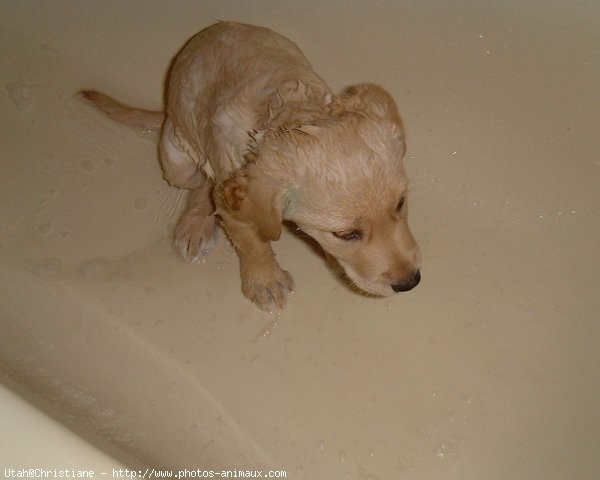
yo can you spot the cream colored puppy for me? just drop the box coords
[82,22,421,312]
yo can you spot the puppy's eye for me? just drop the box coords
[396,196,406,213]
[333,230,362,241]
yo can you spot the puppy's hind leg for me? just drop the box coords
[160,118,208,189]
[173,177,217,262]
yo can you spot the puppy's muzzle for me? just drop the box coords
[391,269,421,293]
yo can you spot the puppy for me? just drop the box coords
[81,21,421,312]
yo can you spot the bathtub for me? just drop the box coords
[1,1,598,478]
[0,378,133,474]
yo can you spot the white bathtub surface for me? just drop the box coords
[0,382,128,473]
[1,1,599,479]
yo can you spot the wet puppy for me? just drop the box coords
[81,21,421,311]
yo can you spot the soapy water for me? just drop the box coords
[254,318,280,341]
[434,438,458,462]
[435,443,448,459]
[132,126,160,143]
[152,188,185,225]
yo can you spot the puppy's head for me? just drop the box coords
[219,83,421,296]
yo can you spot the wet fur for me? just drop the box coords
[80,21,421,312]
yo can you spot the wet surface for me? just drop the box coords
[1,1,599,478]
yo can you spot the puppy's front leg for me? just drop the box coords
[221,215,293,312]
[216,165,292,311]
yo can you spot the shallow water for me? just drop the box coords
[1,1,599,478]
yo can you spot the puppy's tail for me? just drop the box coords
[79,90,165,131]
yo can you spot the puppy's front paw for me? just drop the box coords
[241,262,294,312]
[174,214,217,262]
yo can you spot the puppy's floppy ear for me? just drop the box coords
[216,162,286,241]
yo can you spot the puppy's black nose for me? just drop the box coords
[391,269,421,293]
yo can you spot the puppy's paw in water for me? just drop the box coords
[241,262,294,312]
[174,214,217,262]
